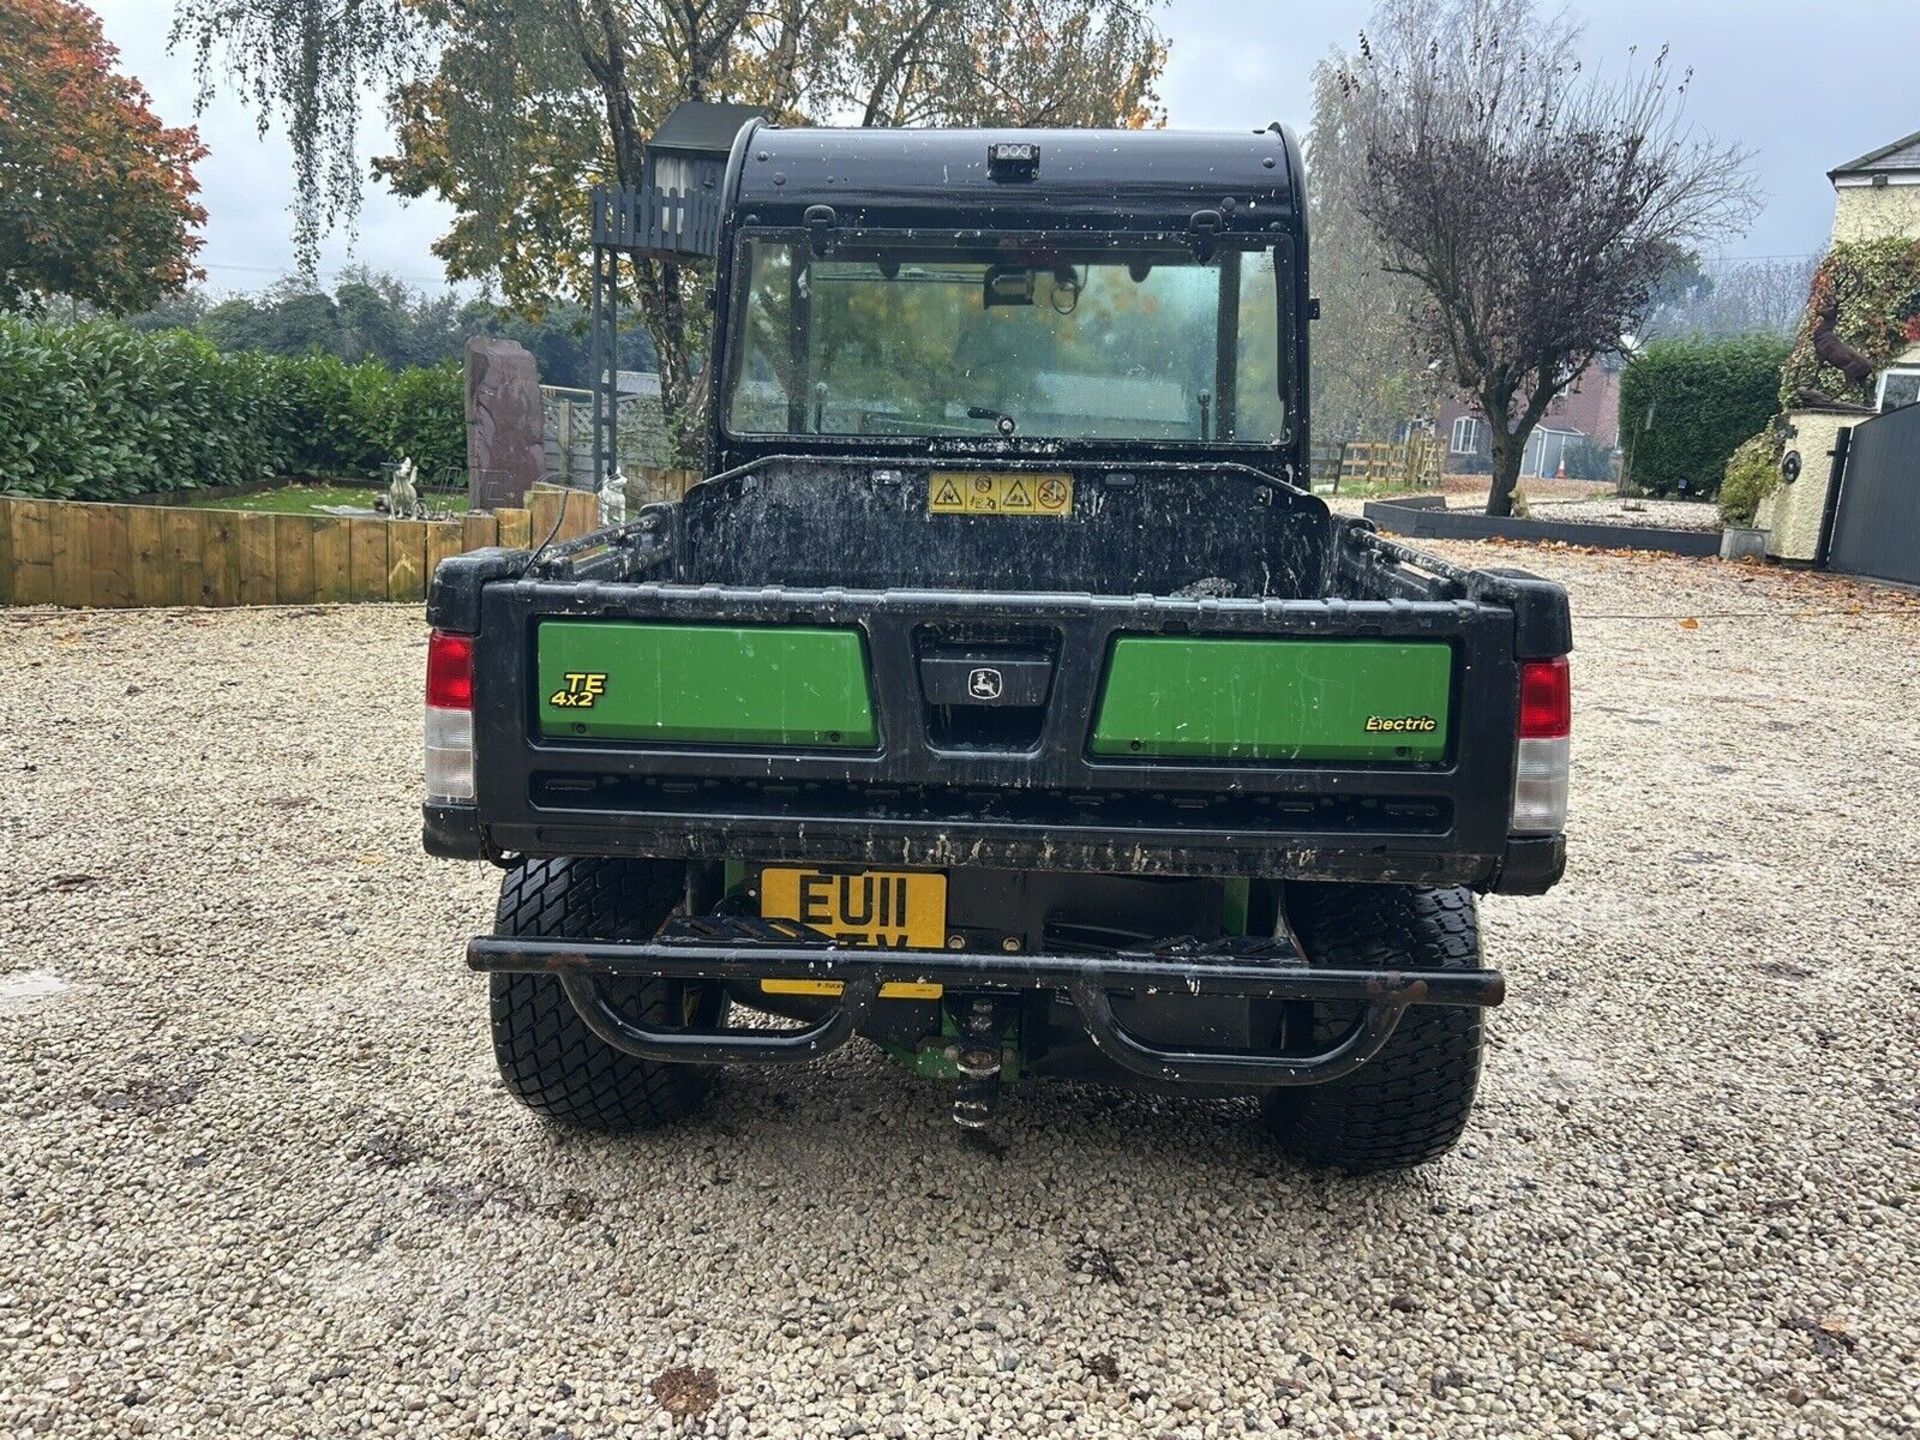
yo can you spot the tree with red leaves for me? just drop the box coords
[0,0,208,314]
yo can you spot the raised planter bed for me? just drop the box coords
[1362,499,1723,557]
[0,488,595,609]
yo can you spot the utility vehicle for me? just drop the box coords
[424,123,1571,1171]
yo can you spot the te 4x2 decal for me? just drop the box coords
[549,672,609,709]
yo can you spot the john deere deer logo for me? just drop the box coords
[967,667,1004,701]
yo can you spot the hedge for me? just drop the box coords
[0,317,465,501]
[1619,335,1791,498]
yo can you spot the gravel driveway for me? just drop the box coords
[4,550,1918,1439]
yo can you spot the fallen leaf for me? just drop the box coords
[651,1366,719,1419]
[1679,617,1699,629]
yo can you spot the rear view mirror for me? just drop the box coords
[983,266,1035,308]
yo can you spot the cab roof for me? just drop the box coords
[730,124,1301,238]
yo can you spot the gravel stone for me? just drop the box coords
[2,548,1918,1438]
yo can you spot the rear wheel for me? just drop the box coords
[489,856,726,1132]
[1263,884,1485,1173]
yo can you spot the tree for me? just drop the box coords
[170,0,1167,459]
[1334,0,1758,514]
[201,283,342,357]
[1639,254,1819,341]
[0,0,208,313]
[1303,58,1427,446]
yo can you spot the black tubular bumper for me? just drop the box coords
[466,926,1505,1088]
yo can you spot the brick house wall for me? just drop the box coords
[1435,361,1622,470]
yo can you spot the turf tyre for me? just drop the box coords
[1264,884,1485,1173]
[490,856,723,1132]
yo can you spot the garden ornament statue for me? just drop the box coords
[388,458,421,520]
[599,468,628,529]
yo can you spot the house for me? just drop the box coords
[1432,361,1622,479]
[1823,131,1920,412]
[1828,129,1920,248]
[1766,127,1920,562]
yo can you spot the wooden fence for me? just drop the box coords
[0,485,615,610]
[1334,438,1443,492]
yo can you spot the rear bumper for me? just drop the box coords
[466,922,1504,1088]
[425,801,1564,894]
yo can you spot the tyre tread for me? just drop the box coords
[1265,884,1485,1173]
[489,857,714,1132]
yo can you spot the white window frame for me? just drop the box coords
[1874,367,1920,413]
[1450,415,1482,453]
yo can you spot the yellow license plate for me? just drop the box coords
[759,868,948,949]
[929,471,1073,516]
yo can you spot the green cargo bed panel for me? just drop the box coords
[1091,637,1453,761]
[537,621,877,747]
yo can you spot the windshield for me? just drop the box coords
[723,236,1291,445]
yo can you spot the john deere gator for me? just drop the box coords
[422,122,1572,1172]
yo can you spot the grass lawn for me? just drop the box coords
[187,482,470,517]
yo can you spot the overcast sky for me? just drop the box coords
[90,0,1918,296]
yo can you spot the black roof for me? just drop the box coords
[731,125,1301,236]
[650,101,768,158]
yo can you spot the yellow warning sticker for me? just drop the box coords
[928,472,1073,517]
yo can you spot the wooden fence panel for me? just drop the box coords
[387,519,428,602]
[201,511,239,607]
[424,519,465,585]
[163,509,205,607]
[235,514,277,605]
[310,518,353,603]
[563,489,598,541]
[527,488,565,549]
[496,507,531,551]
[462,512,499,554]
[128,506,171,607]
[47,501,89,606]
[86,503,134,609]
[2,496,575,609]
[347,518,388,602]
[274,513,314,604]
[9,500,54,605]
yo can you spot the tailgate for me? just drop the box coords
[451,579,1533,888]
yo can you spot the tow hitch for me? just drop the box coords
[949,995,1020,1130]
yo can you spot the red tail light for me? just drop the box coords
[426,631,475,710]
[1518,657,1570,739]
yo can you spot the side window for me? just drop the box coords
[727,241,798,433]
[1450,415,1482,453]
[1233,248,1288,443]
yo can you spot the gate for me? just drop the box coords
[1827,403,1920,585]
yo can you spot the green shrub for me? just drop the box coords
[278,353,379,477]
[1719,430,1781,527]
[1620,335,1791,499]
[0,316,467,500]
[382,362,466,482]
